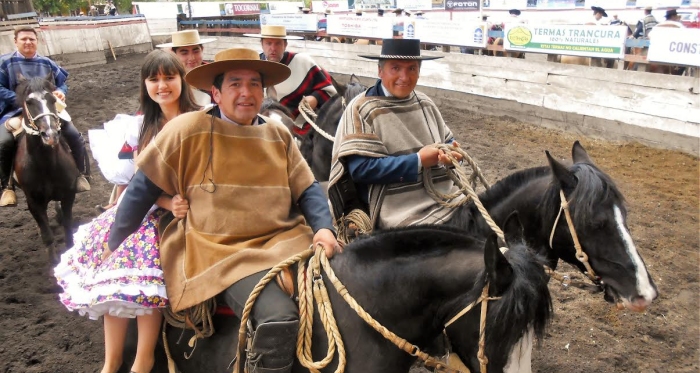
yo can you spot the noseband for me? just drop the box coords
[548,190,603,289]
[22,100,61,136]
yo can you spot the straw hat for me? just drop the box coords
[156,30,216,48]
[185,48,291,90]
[243,25,303,40]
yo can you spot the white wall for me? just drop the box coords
[204,36,699,153]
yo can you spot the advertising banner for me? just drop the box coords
[445,0,481,10]
[408,19,488,47]
[225,2,261,15]
[326,15,394,38]
[647,27,700,66]
[260,14,319,32]
[503,24,627,58]
[432,0,446,8]
[483,0,528,9]
[311,0,350,12]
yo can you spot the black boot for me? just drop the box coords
[246,320,298,373]
[60,119,91,192]
[0,128,17,206]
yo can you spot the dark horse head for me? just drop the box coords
[300,74,367,181]
[16,73,63,146]
[12,73,78,262]
[448,141,658,312]
[145,213,551,373]
[261,86,297,137]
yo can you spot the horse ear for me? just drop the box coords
[546,150,578,192]
[17,73,27,82]
[265,86,278,101]
[330,75,347,98]
[502,211,525,245]
[484,233,512,290]
[571,140,594,165]
[349,74,361,85]
[45,71,54,83]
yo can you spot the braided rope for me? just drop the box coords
[335,209,372,245]
[233,249,315,373]
[298,98,336,142]
[161,298,217,372]
[424,144,505,244]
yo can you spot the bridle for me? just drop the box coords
[548,190,604,289]
[22,99,61,136]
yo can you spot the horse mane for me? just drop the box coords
[478,167,551,208]
[541,162,625,225]
[346,225,482,261]
[260,98,292,118]
[484,242,552,356]
[314,80,367,126]
[15,76,56,107]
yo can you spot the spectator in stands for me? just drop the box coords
[633,6,658,39]
[377,8,384,17]
[611,14,622,25]
[0,26,90,206]
[591,6,609,25]
[657,8,684,27]
[89,5,98,17]
[244,25,336,137]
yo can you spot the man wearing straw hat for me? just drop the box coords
[107,47,339,373]
[157,29,217,106]
[327,39,464,233]
[244,25,336,136]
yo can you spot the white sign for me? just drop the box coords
[311,1,349,12]
[260,14,319,32]
[648,27,700,67]
[410,19,487,47]
[396,0,433,10]
[326,15,394,38]
[503,24,627,59]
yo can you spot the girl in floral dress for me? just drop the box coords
[54,50,200,373]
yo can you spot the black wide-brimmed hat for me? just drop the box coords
[509,9,521,15]
[358,39,442,60]
[591,6,608,17]
[665,8,679,19]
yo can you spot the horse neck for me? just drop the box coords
[450,170,559,265]
[330,242,485,345]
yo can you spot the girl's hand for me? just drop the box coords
[171,194,189,219]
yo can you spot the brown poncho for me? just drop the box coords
[136,110,314,311]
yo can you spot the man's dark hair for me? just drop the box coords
[212,72,265,91]
[14,27,37,39]
[172,44,203,54]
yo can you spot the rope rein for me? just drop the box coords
[298,98,336,142]
[22,101,61,136]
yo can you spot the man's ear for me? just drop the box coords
[211,86,221,104]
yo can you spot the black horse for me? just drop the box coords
[11,75,80,262]
[129,213,551,373]
[300,75,366,182]
[447,141,658,312]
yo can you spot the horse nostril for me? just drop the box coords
[40,131,49,138]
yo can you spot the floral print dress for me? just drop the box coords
[54,205,168,319]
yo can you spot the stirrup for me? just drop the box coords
[76,175,91,193]
[0,189,17,207]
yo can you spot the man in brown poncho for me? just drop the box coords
[107,48,339,373]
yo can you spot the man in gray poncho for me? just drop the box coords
[328,39,464,231]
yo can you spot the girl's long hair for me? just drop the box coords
[138,49,200,151]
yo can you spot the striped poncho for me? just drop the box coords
[328,89,465,229]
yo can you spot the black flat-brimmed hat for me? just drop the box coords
[665,9,679,19]
[358,39,442,60]
[591,6,608,17]
[509,9,521,15]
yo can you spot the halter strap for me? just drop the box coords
[548,190,601,285]
[22,101,61,136]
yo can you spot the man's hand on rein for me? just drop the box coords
[314,228,341,259]
[438,142,463,166]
